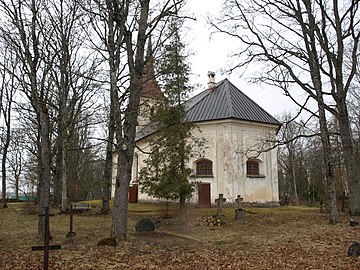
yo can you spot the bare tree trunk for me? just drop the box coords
[102,0,118,213]
[337,104,360,215]
[53,151,62,206]
[297,0,338,224]
[1,135,9,208]
[1,49,16,208]
[61,142,68,212]
[1,112,11,208]
[101,106,115,214]
[112,150,132,239]
[111,0,150,241]
[179,195,186,225]
[15,174,19,201]
[289,151,299,205]
[1,111,10,208]
[316,93,338,224]
[37,110,52,235]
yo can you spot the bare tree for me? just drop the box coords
[212,0,360,223]
[7,128,27,201]
[277,114,306,205]
[0,48,17,208]
[82,0,186,239]
[81,0,124,214]
[0,0,57,234]
[45,0,102,211]
[112,0,190,240]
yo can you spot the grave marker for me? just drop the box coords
[66,204,76,238]
[235,195,245,221]
[31,207,61,270]
[235,195,243,210]
[215,194,226,215]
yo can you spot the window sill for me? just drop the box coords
[246,175,266,178]
[194,175,214,178]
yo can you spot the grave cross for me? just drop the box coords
[215,194,226,215]
[31,207,61,270]
[235,195,243,210]
[66,204,76,238]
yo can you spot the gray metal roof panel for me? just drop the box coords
[185,79,279,125]
[136,78,280,141]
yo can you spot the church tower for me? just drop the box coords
[137,36,164,132]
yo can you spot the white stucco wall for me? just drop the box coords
[189,119,279,204]
[111,119,279,204]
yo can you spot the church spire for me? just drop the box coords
[141,36,164,100]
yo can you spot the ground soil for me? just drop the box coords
[0,202,359,269]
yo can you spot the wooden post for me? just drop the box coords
[215,194,226,215]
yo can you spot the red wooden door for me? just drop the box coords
[128,184,138,203]
[198,183,211,207]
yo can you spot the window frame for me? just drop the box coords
[246,159,260,176]
[195,159,213,176]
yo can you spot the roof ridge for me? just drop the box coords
[184,80,224,112]
[227,79,279,124]
[185,78,279,125]
[223,79,234,117]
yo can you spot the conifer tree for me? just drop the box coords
[139,18,195,224]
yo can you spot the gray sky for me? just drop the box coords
[185,0,298,118]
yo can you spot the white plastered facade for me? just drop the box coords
[112,118,279,204]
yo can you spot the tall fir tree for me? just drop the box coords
[139,18,195,224]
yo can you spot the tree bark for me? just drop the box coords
[101,133,114,214]
[1,129,10,208]
[111,0,150,240]
[37,110,52,234]
[1,102,11,208]
[102,0,119,214]
[179,195,186,225]
[300,0,338,224]
[337,102,360,215]
[102,83,115,214]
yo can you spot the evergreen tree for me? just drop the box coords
[139,18,195,224]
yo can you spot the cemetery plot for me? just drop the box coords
[0,203,360,269]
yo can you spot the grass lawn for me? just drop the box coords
[0,201,359,269]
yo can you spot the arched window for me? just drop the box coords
[195,159,213,176]
[246,159,260,176]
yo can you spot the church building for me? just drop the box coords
[111,41,280,205]
[112,74,280,205]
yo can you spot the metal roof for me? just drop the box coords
[136,78,280,141]
[185,79,280,125]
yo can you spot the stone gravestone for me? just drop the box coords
[347,241,360,257]
[135,218,155,233]
[215,194,226,216]
[235,195,245,221]
[350,218,359,227]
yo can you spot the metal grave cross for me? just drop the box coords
[235,195,244,210]
[66,204,76,238]
[215,194,226,215]
[31,207,61,270]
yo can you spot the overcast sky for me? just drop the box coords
[184,0,299,119]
